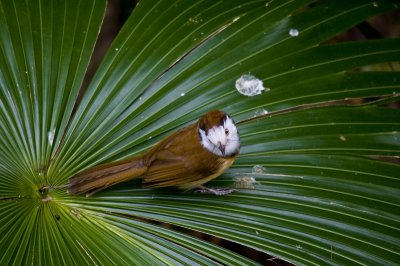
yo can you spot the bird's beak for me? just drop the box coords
[219,143,226,156]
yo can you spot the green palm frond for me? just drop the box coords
[1,0,399,265]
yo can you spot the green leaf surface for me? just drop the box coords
[1,0,399,265]
[0,0,106,194]
[61,106,400,265]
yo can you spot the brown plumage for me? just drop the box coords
[68,110,240,196]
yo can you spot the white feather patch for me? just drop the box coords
[199,116,240,157]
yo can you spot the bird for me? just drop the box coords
[68,110,240,196]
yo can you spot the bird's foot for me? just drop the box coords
[194,186,236,195]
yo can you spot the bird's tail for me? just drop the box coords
[68,157,147,196]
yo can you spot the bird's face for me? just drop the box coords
[198,111,240,158]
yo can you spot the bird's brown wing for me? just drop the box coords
[142,125,224,189]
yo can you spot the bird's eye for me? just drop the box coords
[225,129,229,135]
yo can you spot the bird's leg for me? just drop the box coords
[194,186,236,195]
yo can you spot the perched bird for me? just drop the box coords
[68,110,240,196]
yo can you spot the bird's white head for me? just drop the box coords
[198,111,240,158]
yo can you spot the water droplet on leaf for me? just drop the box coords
[254,108,268,117]
[289,28,299,37]
[48,129,56,146]
[235,74,268,96]
[252,165,266,174]
[233,176,258,189]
